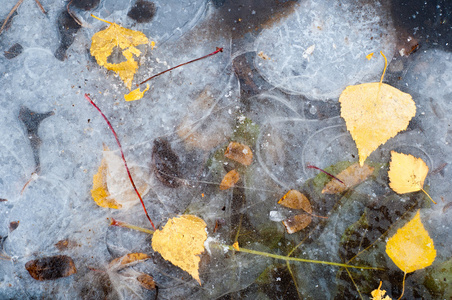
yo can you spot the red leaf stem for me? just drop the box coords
[307,164,346,185]
[139,47,223,86]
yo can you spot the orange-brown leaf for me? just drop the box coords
[108,253,150,270]
[220,169,240,190]
[278,190,312,213]
[282,214,312,234]
[137,273,156,290]
[224,142,253,166]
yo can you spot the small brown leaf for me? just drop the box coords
[25,255,77,281]
[55,239,78,251]
[224,142,253,166]
[220,169,240,190]
[137,273,156,290]
[322,163,374,194]
[282,214,312,234]
[108,253,150,270]
[278,190,312,213]
[9,221,19,232]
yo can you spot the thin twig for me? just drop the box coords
[0,0,24,35]
[67,0,82,26]
[34,0,46,14]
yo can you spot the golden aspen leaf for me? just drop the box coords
[124,84,149,101]
[90,15,150,90]
[278,190,312,213]
[371,281,392,300]
[224,142,253,166]
[322,163,374,194]
[108,253,150,271]
[386,210,436,273]
[388,151,428,194]
[339,52,416,166]
[152,215,207,285]
[282,214,312,234]
[91,154,121,209]
[219,169,240,190]
[91,149,150,209]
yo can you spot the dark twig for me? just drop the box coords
[84,94,156,230]
[0,0,24,35]
[67,0,82,26]
[139,47,224,86]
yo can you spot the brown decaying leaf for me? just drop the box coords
[220,169,240,190]
[137,273,156,290]
[282,214,312,234]
[278,190,312,213]
[224,142,253,166]
[25,255,77,281]
[55,239,78,251]
[9,221,19,232]
[322,163,374,194]
[108,253,150,271]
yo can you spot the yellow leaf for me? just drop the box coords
[339,52,416,166]
[371,281,392,300]
[91,148,150,209]
[386,210,436,273]
[91,154,121,209]
[322,163,374,194]
[388,151,435,204]
[232,241,240,251]
[124,84,149,101]
[278,190,312,213]
[90,15,149,90]
[219,169,240,190]
[152,215,207,285]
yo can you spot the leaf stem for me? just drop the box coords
[379,51,388,84]
[110,218,154,234]
[222,245,382,270]
[420,188,436,204]
[84,94,156,230]
[91,14,114,25]
[139,47,224,86]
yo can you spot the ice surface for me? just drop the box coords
[1,0,452,299]
[254,0,396,100]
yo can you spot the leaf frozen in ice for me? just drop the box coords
[224,142,253,166]
[219,169,240,190]
[339,52,416,166]
[152,215,207,285]
[322,163,374,194]
[25,255,77,281]
[90,15,150,89]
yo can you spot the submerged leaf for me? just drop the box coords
[224,142,253,166]
[322,163,374,194]
[152,138,182,188]
[152,215,207,285]
[137,273,156,290]
[90,15,150,89]
[25,255,77,281]
[92,148,150,209]
[386,210,436,273]
[339,52,416,166]
[108,253,150,271]
[219,169,240,190]
[278,190,312,213]
[282,214,312,234]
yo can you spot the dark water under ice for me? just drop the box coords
[0,0,451,299]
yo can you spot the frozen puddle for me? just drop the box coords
[0,0,451,299]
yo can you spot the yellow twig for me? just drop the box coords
[91,14,114,25]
